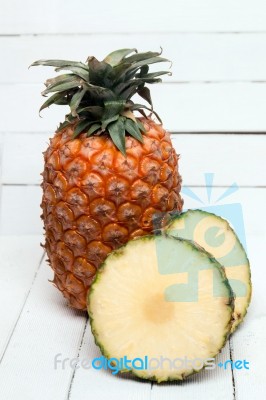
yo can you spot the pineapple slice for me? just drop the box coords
[88,236,234,382]
[167,210,251,332]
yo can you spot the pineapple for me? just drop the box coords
[88,235,234,382]
[31,49,183,310]
[167,210,252,332]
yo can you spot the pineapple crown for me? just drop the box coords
[30,48,171,155]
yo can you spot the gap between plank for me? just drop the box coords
[2,183,40,187]
[0,251,45,365]
[0,138,3,227]
[3,31,266,37]
[229,337,236,400]
[67,317,89,400]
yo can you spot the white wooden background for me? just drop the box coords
[0,1,266,399]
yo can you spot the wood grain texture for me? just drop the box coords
[0,257,87,400]
[1,132,49,184]
[2,83,266,132]
[171,135,266,187]
[68,322,152,400]
[150,343,233,400]
[0,236,43,359]
[1,0,266,34]
[229,234,264,400]
[0,185,42,235]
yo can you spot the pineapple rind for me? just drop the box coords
[166,209,252,333]
[88,235,234,382]
[33,48,184,311]
[42,119,183,310]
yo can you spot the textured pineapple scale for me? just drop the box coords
[88,236,233,382]
[42,119,183,310]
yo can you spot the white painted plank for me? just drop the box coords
[1,132,50,185]
[172,134,266,187]
[0,257,87,400]
[1,133,266,187]
[0,133,3,188]
[231,316,266,399]
[181,187,266,237]
[69,322,152,400]
[1,0,266,33]
[0,235,43,358]
[4,34,266,84]
[0,185,43,235]
[229,234,266,399]
[150,83,266,132]
[2,83,266,132]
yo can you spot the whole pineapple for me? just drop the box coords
[32,49,183,310]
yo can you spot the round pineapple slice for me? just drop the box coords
[88,236,234,382]
[167,210,251,332]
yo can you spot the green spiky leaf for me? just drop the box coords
[30,59,88,69]
[42,76,84,95]
[125,118,143,143]
[55,66,89,81]
[132,103,162,123]
[104,48,137,67]
[123,50,163,63]
[136,71,171,79]
[54,96,69,105]
[88,57,115,87]
[135,118,146,133]
[78,105,103,119]
[137,86,153,107]
[83,82,116,101]
[108,118,126,155]
[87,123,101,136]
[31,48,171,153]
[57,120,71,131]
[102,100,126,119]
[70,88,87,116]
[39,91,68,112]
[73,120,91,137]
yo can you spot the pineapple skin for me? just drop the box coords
[42,118,183,310]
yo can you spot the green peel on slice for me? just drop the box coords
[88,235,234,382]
[167,209,251,333]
